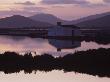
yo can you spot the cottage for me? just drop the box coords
[48,22,81,37]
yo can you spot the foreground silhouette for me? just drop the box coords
[0,48,110,78]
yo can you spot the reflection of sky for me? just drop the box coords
[0,36,110,81]
[0,36,55,52]
[0,36,110,56]
[0,70,110,82]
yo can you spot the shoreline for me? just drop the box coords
[0,48,110,77]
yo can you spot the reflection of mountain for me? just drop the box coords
[48,39,81,51]
[7,36,26,41]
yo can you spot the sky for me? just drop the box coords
[0,0,110,20]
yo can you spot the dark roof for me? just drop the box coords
[56,22,80,29]
[52,24,80,29]
[61,25,80,29]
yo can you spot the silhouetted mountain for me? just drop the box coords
[68,12,110,24]
[76,14,110,29]
[0,15,52,28]
[30,13,67,25]
[1,12,110,29]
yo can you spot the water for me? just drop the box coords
[0,35,110,82]
[0,71,110,82]
[0,35,110,57]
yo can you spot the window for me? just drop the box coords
[72,30,74,36]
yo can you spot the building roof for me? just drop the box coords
[56,22,80,29]
[51,25,80,29]
[61,25,80,29]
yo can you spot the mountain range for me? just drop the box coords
[29,13,67,25]
[69,12,110,24]
[0,12,110,29]
[0,15,52,28]
[76,14,110,29]
[29,12,110,29]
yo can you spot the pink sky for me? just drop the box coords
[0,0,110,20]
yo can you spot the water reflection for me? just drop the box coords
[0,36,110,82]
[0,35,110,57]
[0,48,110,78]
[0,70,110,82]
[48,39,81,52]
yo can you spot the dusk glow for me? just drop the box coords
[0,0,110,82]
[0,0,110,20]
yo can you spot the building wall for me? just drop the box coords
[74,29,82,36]
[48,26,81,37]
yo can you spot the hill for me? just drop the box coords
[68,12,110,25]
[76,14,110,29]
[0,15,52,28]
[30,13,67,25]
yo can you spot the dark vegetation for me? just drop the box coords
[0,48,110,77]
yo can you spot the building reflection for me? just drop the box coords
[48,39,81,52]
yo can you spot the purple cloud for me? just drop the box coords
[104,0,110,3]
[0,10,37,17]
[15,1,35,5]
[0,6,46,18]
[23,6,46,12]
[41,0,88,5]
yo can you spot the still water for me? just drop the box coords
[0,35,110,82]
[0,70,110,82]
[0,35,110,56]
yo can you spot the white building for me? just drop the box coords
[48,22,81,37]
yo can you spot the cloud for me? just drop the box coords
[104,0,110,3]
[23,6,46,12]
[15,1,35,5]
[41,0,109,7]
[41,0,89,5]
[0,10,35,18]
[0,6,46,18]
[40,0,110,9]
